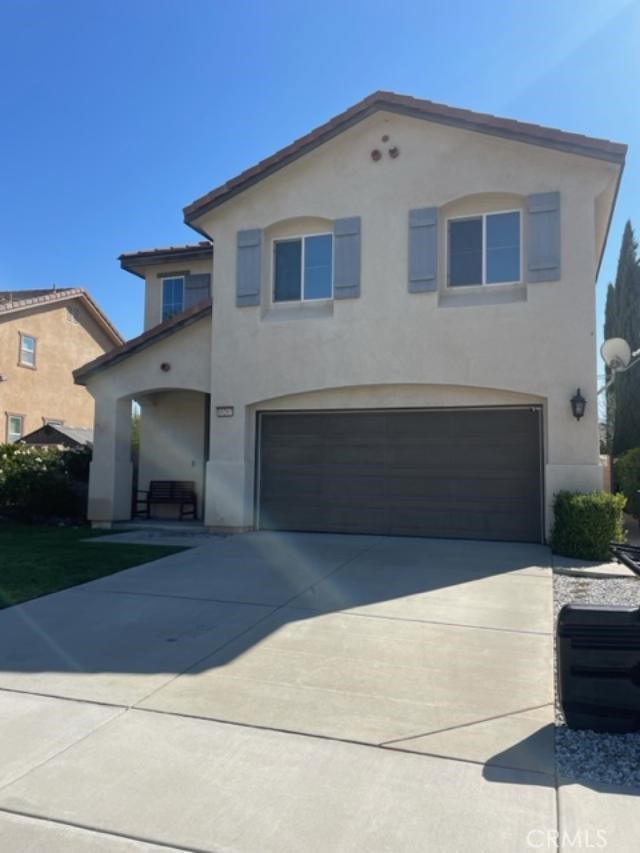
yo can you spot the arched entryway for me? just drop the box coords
[87,385,210,525]
[135,388,210,520]
[78,305,212,526]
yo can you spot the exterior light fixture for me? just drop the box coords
[570,388,586,421]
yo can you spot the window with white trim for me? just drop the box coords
[447,211,521,287]
[19,333,36,367]
[273,234,333,302]
[161,277,185,321]
[7,414,23,443]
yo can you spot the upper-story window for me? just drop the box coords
[162,277,185,321]
[7,414,23,443]
[19,333,36,368]
[273,233,333,302]
[448,210,521,287]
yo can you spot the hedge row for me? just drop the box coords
[0,444,91,520]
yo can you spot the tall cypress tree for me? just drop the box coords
[603,282,617,450]
[606,221,640,456]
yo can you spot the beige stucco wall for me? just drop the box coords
[141,258,212,330]
[193,110,619,536]
[0,299,116,441]
[84,315,211,521]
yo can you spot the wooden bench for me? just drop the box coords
[134,480,197,520]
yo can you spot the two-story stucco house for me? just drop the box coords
[75,92,626,542]
[1,287,122,443]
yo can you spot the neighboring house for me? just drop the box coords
[19,423,93,449]
[75,91,626,542]
[1,288,122,443]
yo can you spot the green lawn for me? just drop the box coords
[0,522,186,608]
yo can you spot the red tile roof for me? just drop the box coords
[74,298,212,383]
[0,287,123,345]
[183,91,627,223]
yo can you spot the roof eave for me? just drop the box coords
[74,300,212,384]
[119,245,213,278]
[0,289,123,347]
[183,93,627,224]
[77,292,124,346]
[183,103,378,223]
[119,260,145,279]
[596,158,626,281]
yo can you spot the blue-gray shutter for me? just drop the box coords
[527,192,561,282]
[236,229,262,306]
[408,207,438,292]
[333,217,361,299]
[184,273,211,308]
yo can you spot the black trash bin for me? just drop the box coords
[558,604,640,732]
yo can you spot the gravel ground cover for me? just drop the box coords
[554,570,640,788]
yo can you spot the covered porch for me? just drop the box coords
[73,301,212,527]
[135,388,210,521]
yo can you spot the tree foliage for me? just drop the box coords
[614,447,640,513]
[0,444,91,519]
[604,221,640,456]
[603,282,617,450]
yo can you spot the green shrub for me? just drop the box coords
[0,444,91,520]
[551,490,626,560]
[614,447,640,514]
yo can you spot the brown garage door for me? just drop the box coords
[257,408,543,542]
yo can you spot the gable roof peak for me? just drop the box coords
[183,90,627,225]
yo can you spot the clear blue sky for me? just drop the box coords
[1,0,638,341]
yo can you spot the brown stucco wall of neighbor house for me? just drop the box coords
[0,300,116,441]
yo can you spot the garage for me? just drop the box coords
[257,407,544,542]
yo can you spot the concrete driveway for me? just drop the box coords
[0,532,560,850]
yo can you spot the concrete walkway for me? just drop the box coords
[0,531,628,851]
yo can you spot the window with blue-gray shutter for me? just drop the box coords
[333,217,361,299]
[236,229,262,306]
[527,192,560,282]
[273,234,333,302]
[185,273,211,308]
[409,207,438,292]
[447,211,521,287]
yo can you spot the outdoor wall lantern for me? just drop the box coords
[570,388,587,421]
